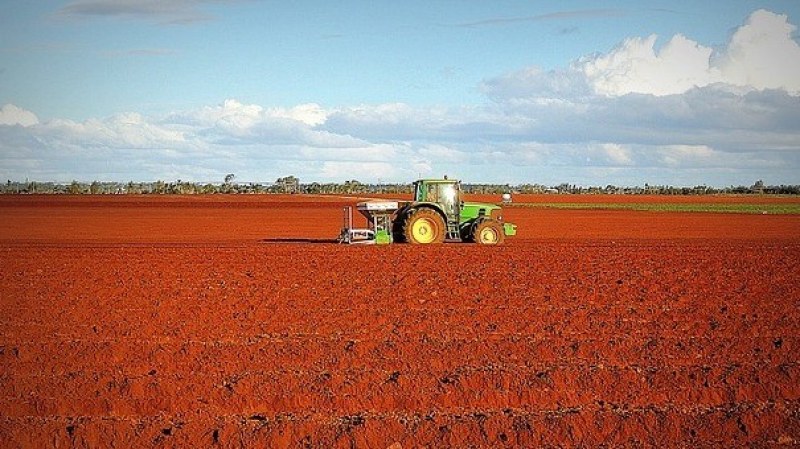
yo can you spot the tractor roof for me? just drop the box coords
[415,178,459,183]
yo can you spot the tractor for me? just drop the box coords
[339,177,516,245]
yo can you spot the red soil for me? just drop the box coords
[1,195,799,448]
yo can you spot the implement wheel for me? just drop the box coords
[473,220,505,245]
[403,208,446,244]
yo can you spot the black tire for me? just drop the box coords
[472,220,505,245]
[460,224,475,243]
[392,213,407,243]
[403,208,446,244]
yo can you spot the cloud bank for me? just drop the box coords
[2,9,799,185]
[580,9,800,96]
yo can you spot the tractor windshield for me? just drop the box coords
[437,183,459,218]
[414,181,460,219]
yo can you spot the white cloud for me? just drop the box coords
[582,34,722,96]
[0,104,39,127]
[184,98,264,130]
[165,99,354,148]
[715,9,800,94]
[582,9,800,96]
[273,103,328,127]
[597,143,634,166]
[43,113,186,149]
[171,99,326,130]
[488,9,800,99]
[657,145,718,168]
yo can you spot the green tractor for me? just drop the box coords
[339,177,516,245]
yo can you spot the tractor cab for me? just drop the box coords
[412,178,461,222]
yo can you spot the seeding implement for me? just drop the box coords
[339,177,517,245]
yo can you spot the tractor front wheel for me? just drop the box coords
[403,208,446,244]
[473,220,505,245]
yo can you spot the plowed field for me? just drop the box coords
[1,195,799,448]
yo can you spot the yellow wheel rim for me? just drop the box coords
[480,227,498,244]
[411,217,437,244]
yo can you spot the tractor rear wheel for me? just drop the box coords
[473,220,505,245]
[403,208,446,244]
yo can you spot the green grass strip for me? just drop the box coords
[508,203,800,214]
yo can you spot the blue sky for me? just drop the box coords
[1,0,799,185]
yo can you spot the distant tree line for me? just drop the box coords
[2,177,798,195]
